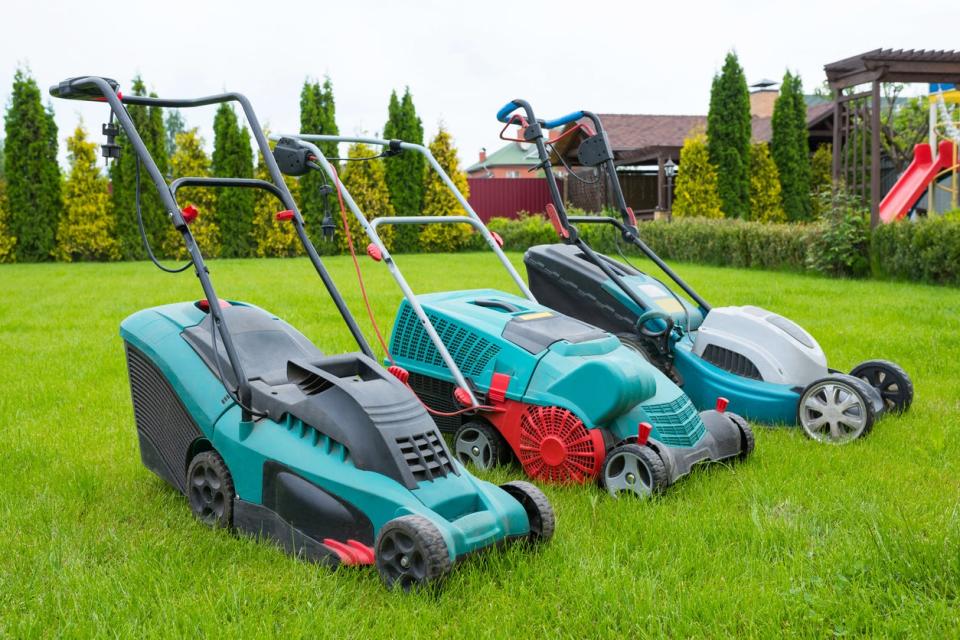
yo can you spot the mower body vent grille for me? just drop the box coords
[395,430,456,483]
[392,304,500,378]
[643,395,707,447]
[295,371,333,395]
[407,372,460,432]
[701,344,762,381]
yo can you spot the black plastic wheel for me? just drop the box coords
[600,443,668,498]
[453,420,511,470]
[186,450,235,528]
[727,412,755,461]
[499,480,556,544]
[798,375,876,444]
[850,359,914,414]
[375,515,452,591]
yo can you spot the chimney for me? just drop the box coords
[749,78,779,119]
[479,147,487,163]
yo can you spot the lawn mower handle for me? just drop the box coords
[495,99,584,130]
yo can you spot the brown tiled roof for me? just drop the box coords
[751,102,834,142]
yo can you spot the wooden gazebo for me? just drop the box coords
[824,49,960,226]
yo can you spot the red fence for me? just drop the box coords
[466,178,554,221]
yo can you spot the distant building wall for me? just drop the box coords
[466,178,555,221]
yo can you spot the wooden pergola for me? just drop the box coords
[824,49,960,226]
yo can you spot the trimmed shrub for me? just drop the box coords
[748,142,785,223]
[872,213,960,285]
[673,132,723,219]
[419,127,472,252]
[0,180,16,262]
[707,51,751,218]
[337,142,395,254]
[162,129,220,259]
[805,189,870,277]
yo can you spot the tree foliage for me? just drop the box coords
[880,88,928,175]
[673,132,723,219]
[110,76,169,260]
[383,88,425,251]
[810,143,833,218]
[0,180,15,262]
[164,109,186,158]
[706,52,751,218]
[253,138,303,258]
[55,125,120,261]
[748,142,785,222]
[337,142,394,254]
[771,71,812,221]
[300,77,339,241]
[419,127,473,251]
[212,104,255,258]
[162,129,220,259]
[4,68,62,261]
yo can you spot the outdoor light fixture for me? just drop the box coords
[664,158,677,177]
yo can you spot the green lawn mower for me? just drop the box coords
[272,133,755,498]
[50,76,554,591]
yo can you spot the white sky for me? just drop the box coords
[1,0,953,169]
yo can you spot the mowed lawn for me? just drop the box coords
[1,252,958,638]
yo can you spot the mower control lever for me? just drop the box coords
[50,76,120,101]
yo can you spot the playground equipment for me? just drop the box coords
[50,76,554,591]
[273,134,754,498]
[880,85,960,222]
[495,99,913,444]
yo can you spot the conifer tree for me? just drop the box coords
[771,71,812,221]
[809,143,833,218]
[337,142,394,254]
[706,52,752,218]
[419,127,472,251]
[212,104,255,257]
[164,109,186,158]
[383,88,425,252]
[110,76,169,259]
[3,69,62,261]
[162,128,220,258]
[253,135,302,258]
[300,77,339,240]
[55,125,120,261]
[673,132,723,219]
[748,142,785,222]
[0,180,15,262]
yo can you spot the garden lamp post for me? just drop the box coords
[665,158,677,218]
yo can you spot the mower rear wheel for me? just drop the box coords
[375,515,451,591]
[453,420,510,470]
[499,480,555,544]
[850,359,914,414]
[601,444,667,498]
[798,375,876,444]
[186,450,235,528]
[727,412,755,461]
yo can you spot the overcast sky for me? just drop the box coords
[1,0,953,169]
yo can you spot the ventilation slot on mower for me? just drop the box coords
[407,372,460,432]
[701,344,762,381]
[294,371,334,395]
[392,304,500,378]
[643,395,707,448]
[396,431,456,482]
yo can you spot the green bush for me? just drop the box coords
[805,190,870,278]
[872,213,960,285]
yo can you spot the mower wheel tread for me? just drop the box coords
[453,420,512,470]
[850,359,914,414]
[727,412,755,460]
[186,450,235,529]
[499,480,556,544]
[601,444,668,498]
[375,515,451,591]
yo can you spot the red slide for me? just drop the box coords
[879,140,955,223]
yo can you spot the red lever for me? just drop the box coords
[275,210,295,221]
[453,387,473,407]
[490,231,504,248]
[197,298,231,312]
[716,397,729,413]
[637,422,652,446]
[181,204,198,224]
[545,204,569,239]
[625,207,637,227]
[366,243,383,261]
[387,365,409,383]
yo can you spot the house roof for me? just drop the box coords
[466,142,541,173]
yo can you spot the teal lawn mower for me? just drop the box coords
[494,99,914,444]
[50,77,554,591]
[272,133,754,498]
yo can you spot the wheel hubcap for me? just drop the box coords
[800,382,867,443]
[454,427,495,469]
[378,530,425,589]
[604,451,653,497]
[189,461,226,524]
[855,366,904,411]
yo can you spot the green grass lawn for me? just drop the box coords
[1,252,958,638]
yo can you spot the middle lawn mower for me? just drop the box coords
[272,134,755,498]
[493,99,914,444]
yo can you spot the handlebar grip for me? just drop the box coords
[541,111,585,129]
[496,100,521,123]
[49,77,120,101]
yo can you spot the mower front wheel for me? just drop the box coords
[186,450,235,528]
[375,515,452,591]
[453,420,511,470]
[499,480,556,544]
[600,444,668,498]
[727,413,755,461]
[850,359,914,414]
[798,375,876,444]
